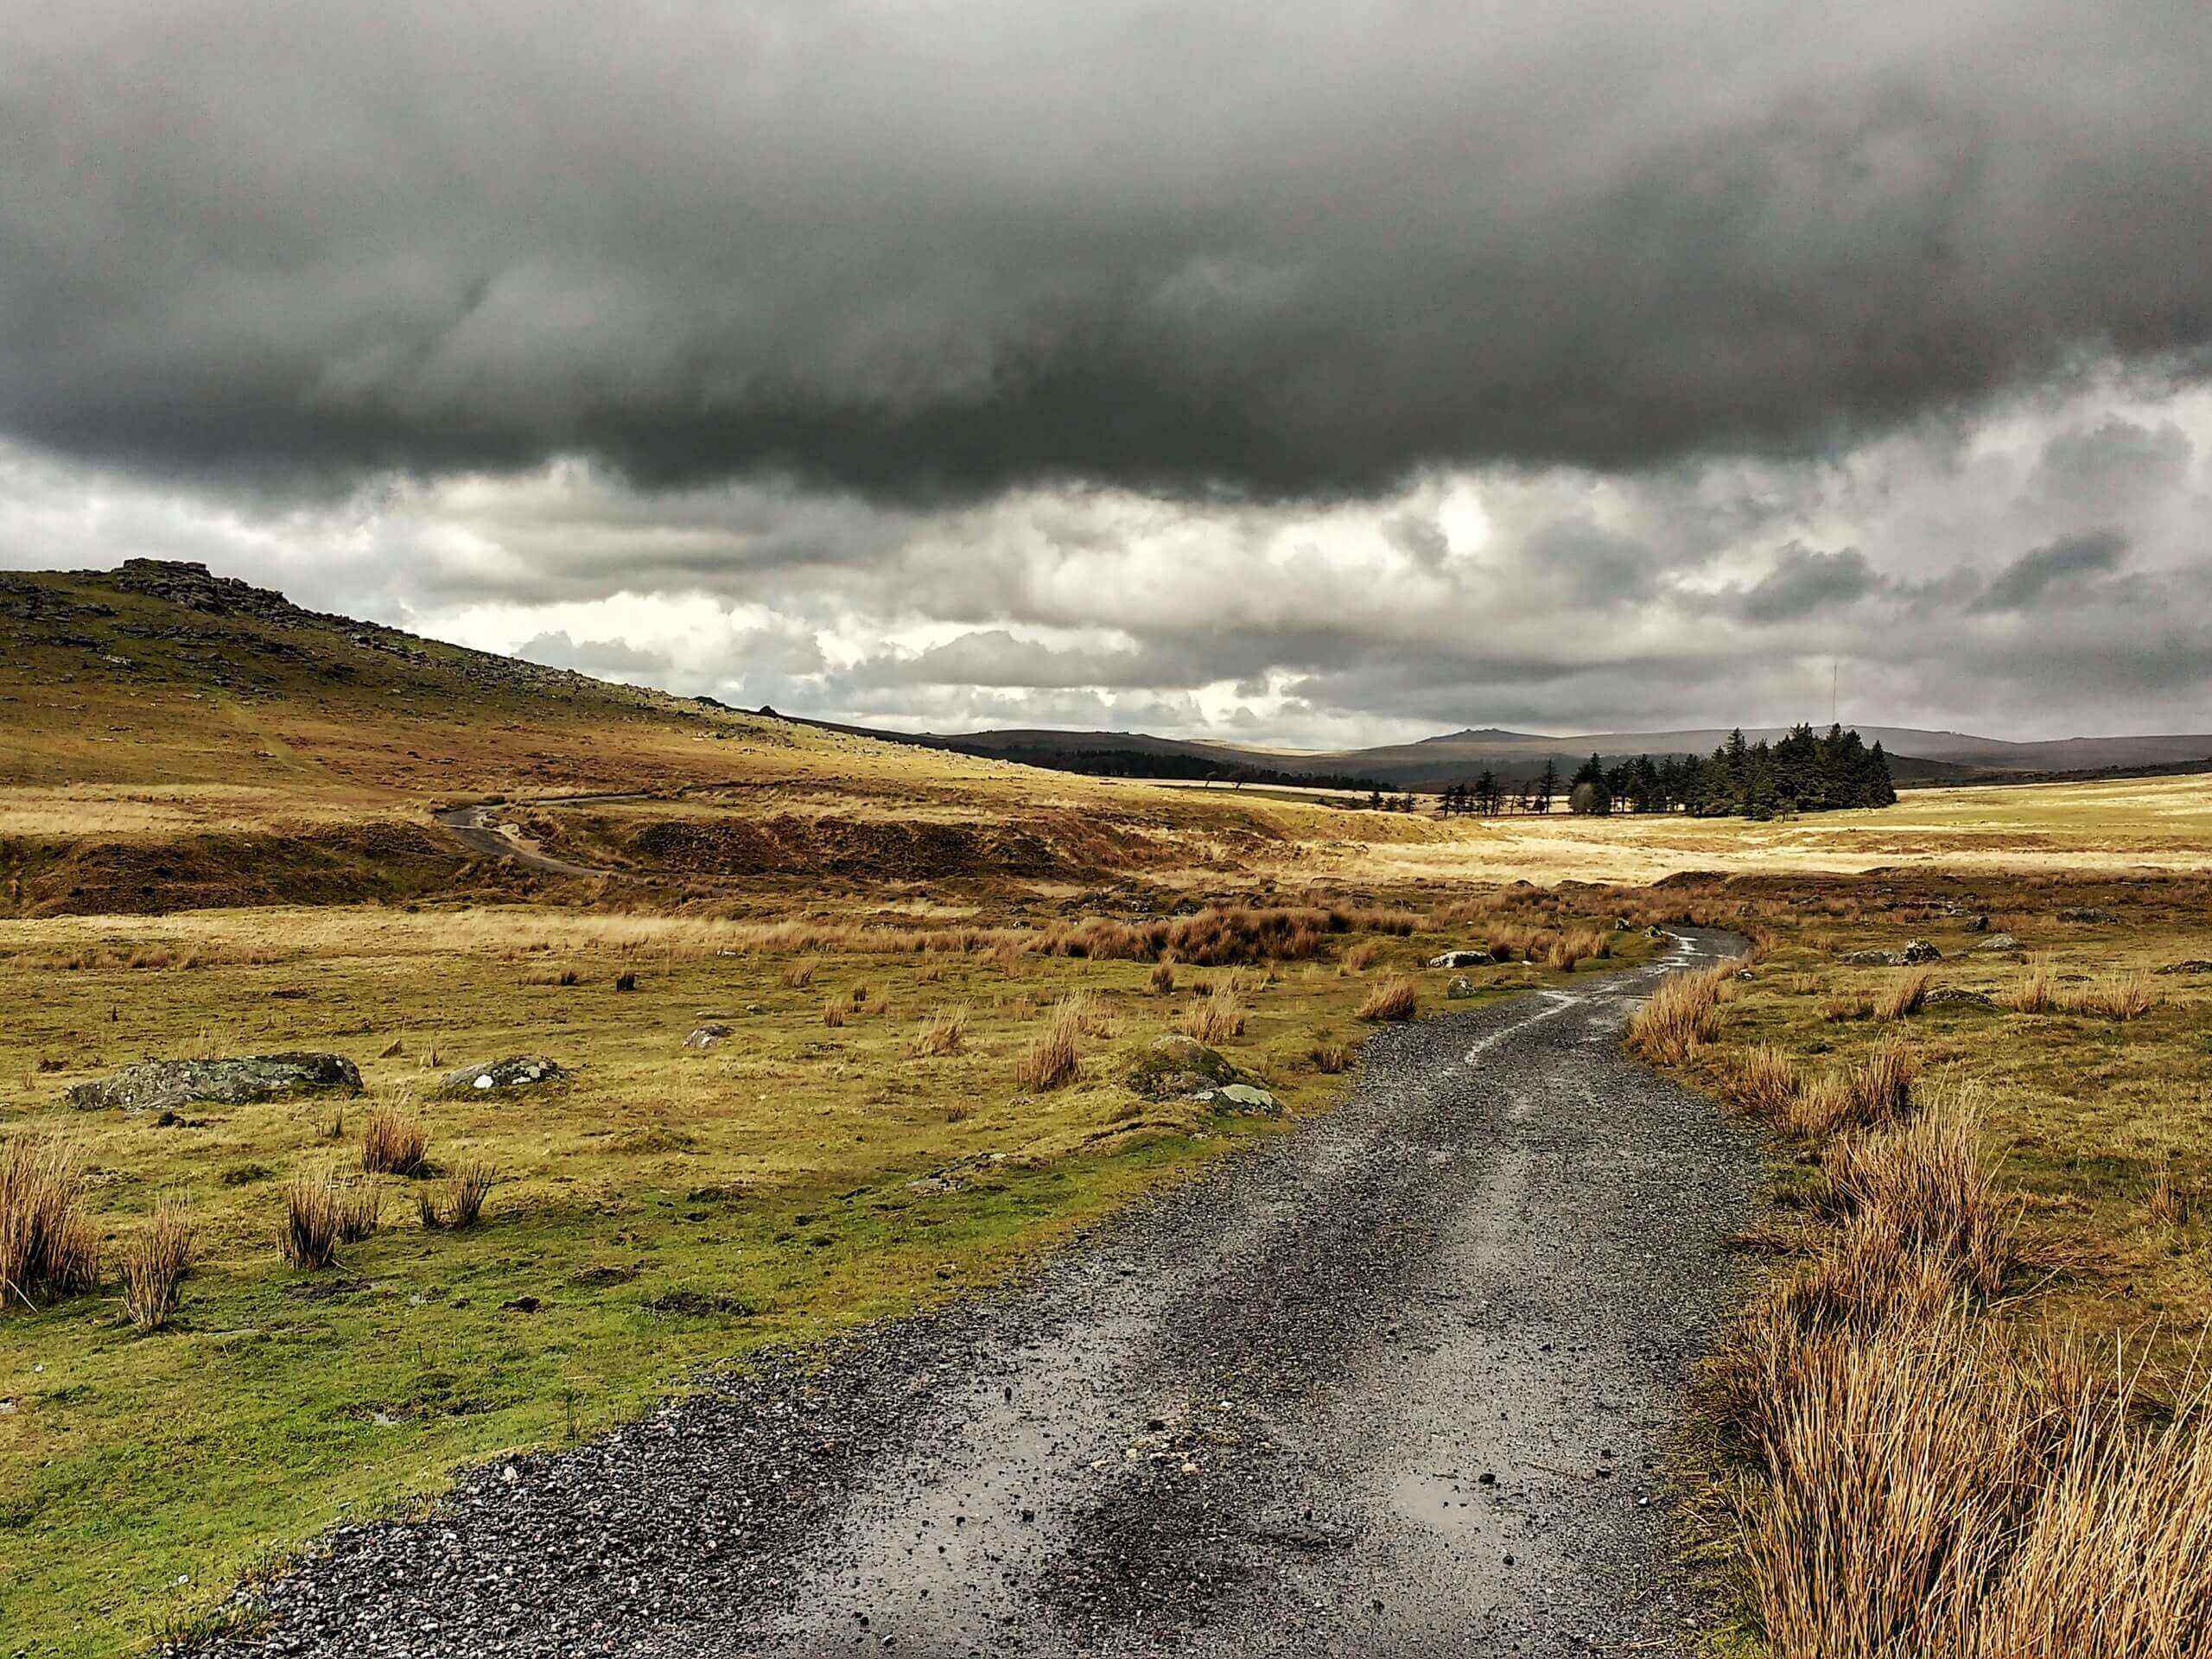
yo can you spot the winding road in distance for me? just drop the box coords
[229,929,1756,1659]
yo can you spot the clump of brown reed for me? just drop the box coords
[908,1006,969,1058]
[360,1106,429,1177]
[1628,963,1730,1065]
[1355,976,1419,1022]
[0,1139,101,1306]
[120,1198,194,1331]
[1015,1003,1084,1091]
[1179,989,1248,1043]
[1874,969,1931,1020]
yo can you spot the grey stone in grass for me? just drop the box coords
[440,1055,568,1095]
[1124,1034,1240,1101]
[1428,949,1493,969]
[66,1052,361,1113]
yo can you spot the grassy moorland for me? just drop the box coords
[7,563,2212,1656]
[0,887,1649,1656]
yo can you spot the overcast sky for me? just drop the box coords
[4,1,2209,747]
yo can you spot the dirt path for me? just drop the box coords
[226,930,1754,1658]
[431,801,613,878]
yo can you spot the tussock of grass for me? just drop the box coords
[1310,1036,1352,1074]
[1874,968,1931,1020]
[2005,963,2156,1020]
[360,1107,429,1177]
[122,1199,194,1331]
[0,1138,100,1306]
[1355,976,1419,1022]
[1629,963,1729,1064]
[907,1006,969,1058]
[1148,959,1176,994]
[280,1177,342,1269]
[1015,1005,1083,1092]
[1719,1043,1802,1121]
[821,996,847,1028]
[1179,989,1247,1043]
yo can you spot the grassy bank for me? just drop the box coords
[1626,874,2212,1656]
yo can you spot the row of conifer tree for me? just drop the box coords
[1434,724,1897,818]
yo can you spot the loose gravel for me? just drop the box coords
[214,928,1755,1659]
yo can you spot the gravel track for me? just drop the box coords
[222,928,1753,1659]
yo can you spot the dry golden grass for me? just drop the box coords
[782,957,819,988]
[1354,976,1419,1022]
[821,996,847,1028]
[0,1138,100,1306]
[1177,988,1248,1043]
[1014,1004,1083,1092]
[360,1107,429,1177]
[121,1199,194,1332]
[1342,938,1382,973]
[1629,963,1729,1064]
[1874,968,1931,1020]
[1310,1036,1352,1073]
[2147,1160,2193,1229]
[1719,1043,1802,1121]
[907,1005,970,1058]
[1148,959,1177,995]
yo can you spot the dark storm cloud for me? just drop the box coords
[1734,546,1882,623]
[1969,531,2129,613]
[3,3,2210,500]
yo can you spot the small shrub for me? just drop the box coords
[1015,1006,1082,1091]
[1179,989,1248,1042]
[361,1107,429,1177]
[121,1199,194,1331]
[909,1007,969,1058]
[1311,1037,1352,1074]
[0,1139,100,1306]
[1356,976,1420,1022]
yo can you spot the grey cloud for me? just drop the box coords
[1969,531,2129,613]
[517,632,672,678]
[3,3,2210,500]
[1734,546,1882,623]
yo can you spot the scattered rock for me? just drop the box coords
[683,1023,734,1050]
[1970,933,2023,954]
[1427,949,1492,969]
[1445,976,1478,1000]
[1923,986,1998,1009]
[644,1288,757,1319]
[1644,925,1670,940]
[1124,1034,1241,1101]
[905,1173,966,1196]
[1962,914,1991,932]
[1194,1082,1280,1116]
[2060,906,2117,924]
[2155,959,2212,976]
[1839,939,1942,967]
[439,1055,567,1096]
[499,1295,543,1314]
[65,1052,362,1113]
